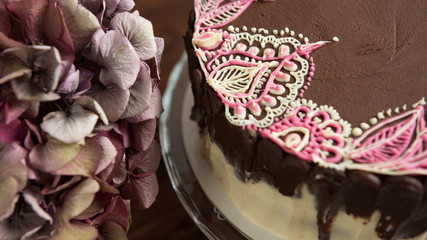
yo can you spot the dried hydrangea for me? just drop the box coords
[0,0,163,239]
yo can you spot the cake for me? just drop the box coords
[185,0,427,239]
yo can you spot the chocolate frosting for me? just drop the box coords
[185,1,427,239]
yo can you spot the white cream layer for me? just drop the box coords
[204,137,427,240]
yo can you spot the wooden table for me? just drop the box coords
[128,1,207,239]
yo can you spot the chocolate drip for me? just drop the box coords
[343,171,381,218]
[308,167,346,240]
[375,176,424,240]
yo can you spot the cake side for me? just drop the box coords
[185,1,427,239]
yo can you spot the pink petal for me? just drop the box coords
[0,142,29,188]
[0,32,24,49]
[6,0,49,43]
[56,0,101,53]
[0,118,26,143]
[130,119,157,151]
[104,0,120,17]
[28,140,81,172]
[110,12,157,61]
[96,30,140,89]
[3,96,29,124]
[85,84,129,122]
[43,1,75,60]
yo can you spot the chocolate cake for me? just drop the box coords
[185,0,427,239]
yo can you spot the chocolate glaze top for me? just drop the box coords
[231,0,427,125]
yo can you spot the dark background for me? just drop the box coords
[128,1,206,239]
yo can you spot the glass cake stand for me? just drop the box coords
[159,53,281,240]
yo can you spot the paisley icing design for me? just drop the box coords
[192,0,427,175]
[348,106,427,174]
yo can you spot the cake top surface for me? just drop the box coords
[191,0,427,175]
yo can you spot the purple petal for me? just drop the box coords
[128,141,161,172]
[110,12,157,61]
[121,173,158,209]
[0,3,9,34]
[57,61,79,94]
[51,137,101,177]
[95,136,117,175]
[130,118,157,151]
[95,30,140,89]
[74,95,108,125]
[85,84,129,122]
[57,178,100,221]
[126,86,163,123]
[111,155,126,186]
[116,0,134,13]
[104,0,119,17]
[40,104,99,144]
[120,64,152,119]
[98,221,128,240]
[28,140,81,172]
[56,0,100,52]
[92,196,130,230]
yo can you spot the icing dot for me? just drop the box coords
[251,27,257,33]
[360,122,370,130]
[290,31,295,36]
[280,30,285,36]
[227,26,235,32]
[369,118,378,125]
[332,37,339,42]
[304,37,309,43]
[394,107,400,113]
[285,27,290,33]
[242,26,247,31]
[403,104,407,110]
[235,27,240,32]
[377,111,385,119]
[386,109,392,116]
[352,128,363,136]
[273,29,278,35]
[298,33,303,39]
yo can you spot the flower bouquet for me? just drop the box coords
[0,0,163,239]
